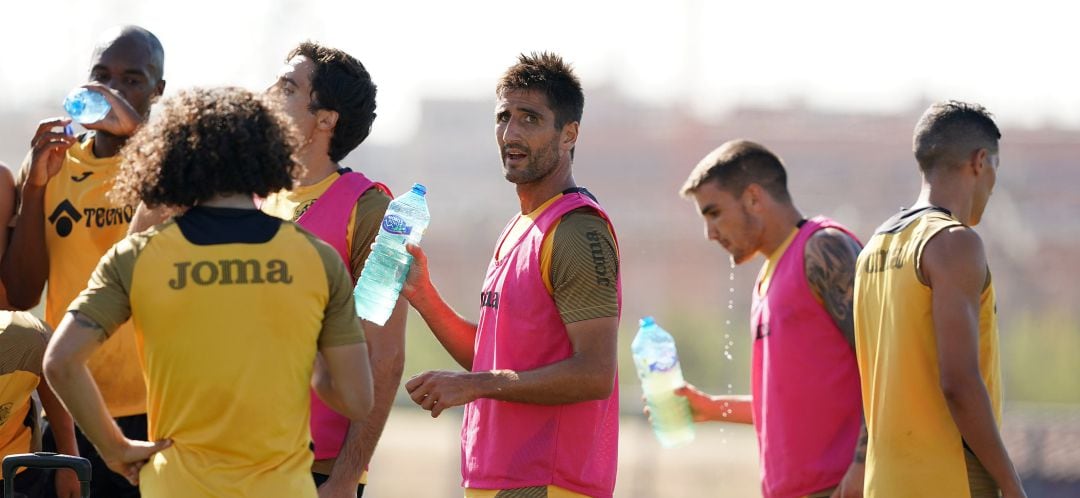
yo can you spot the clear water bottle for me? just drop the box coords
[63,88,111,124]
[354,183,430,325]
[632,316,695,447]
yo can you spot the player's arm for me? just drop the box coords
[312,244,374,422]
[406,315,617,417]
[922,227,1025,498]
[406,212,619,416]
[672,385,753,424]
[0,163,16,309]
[312,343,373,421]
[804,227,861,346]
[402,244,478,369]
[2,121,76,310]
[804,227,868,498]
[323,194,408,492]
[44,311,170,486]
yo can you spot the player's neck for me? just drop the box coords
[916,180,973,225]
[297,147,339,187]
[516,161,575,214]
[760,204,804,256]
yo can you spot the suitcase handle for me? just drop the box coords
[2,452,91,497]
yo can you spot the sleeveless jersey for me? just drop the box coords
[751,216,863,498]
[854,208,1001,498]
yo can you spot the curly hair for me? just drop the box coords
[287,41,377,162]
[112,87,301,208]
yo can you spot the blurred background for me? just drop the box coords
[3,1,1078,496]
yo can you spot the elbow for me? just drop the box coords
[370,347,406,387]
[939,369,979,409]
[583,366,617,401]
[344,387,374,422]
[43,352,76,389]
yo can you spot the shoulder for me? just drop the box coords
[923,225,985,262]
[804,226,861,264]
[0,162,13,190]
[920,225,986,286]
[558,208,611,232]
[355,186,391,213]
[287,221,347,266]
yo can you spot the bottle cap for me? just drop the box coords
[411,183,427,196]
[639,316,655,328]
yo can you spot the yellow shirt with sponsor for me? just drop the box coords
[69,208,365,498]
[853,208,1001,498]
[0,312,49,473]
[39,136,144,417]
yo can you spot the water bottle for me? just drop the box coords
[632,316,695,447]
[63,88,111,124]
[354,183,430,325]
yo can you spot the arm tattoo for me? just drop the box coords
[803,228,861,350]
[71,311,109,343]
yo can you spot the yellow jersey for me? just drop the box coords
[0,312,49,471]
[69,207,365,498]
[34,135,145,417]
[854,207,1001,498]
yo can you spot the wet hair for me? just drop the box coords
[680,139,792,203]
[286,41,377,162]
[112,87,301,209]
[497,52,584,130]
[913,100,1001,174]
[93,25,166,82]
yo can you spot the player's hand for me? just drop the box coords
[101,438,172,486]
[674,384,717,422]
[27,118,76,188]
[401,243,431,302]
[405,370,478,418]
[317,476,359,498]
[54,467,82,498]
[78,83,144,137]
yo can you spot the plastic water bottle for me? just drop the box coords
[632,316,695,447]
[354,183,430,325]
[63,88,111,124]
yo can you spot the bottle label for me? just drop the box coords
[381,214,412,236]
[648,353,678,373]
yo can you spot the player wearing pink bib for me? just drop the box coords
[674,140,866,498]
[403,53,621,498]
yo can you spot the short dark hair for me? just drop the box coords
[112,87,301,208]
[287,41,377,162]
[497,52,584,129]
[94,25,165,82]
[680,139,791,202]
[913,100,1001,174]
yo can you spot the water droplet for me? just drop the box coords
[724,333,730,338]
[724,351,733,360]
[722,438,728,444]
[725,320,731,325]
[727,383,733,390]
[728,341,734,346]
[727,304,734,310]
[729,287,735,293]
[720,427,725,433]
